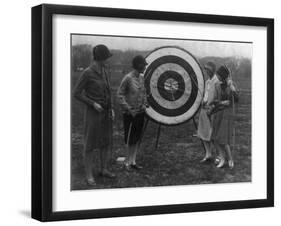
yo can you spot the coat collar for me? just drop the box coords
[90,61,103,76]
[131,69,140,78]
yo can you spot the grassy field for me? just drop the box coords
[71,62,251,190]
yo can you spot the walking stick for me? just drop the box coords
[127,121,133,147]
[121,120,133,166]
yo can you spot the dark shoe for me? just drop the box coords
[131,164,143,170]
[100,170,116,179]
[86,178,96,186]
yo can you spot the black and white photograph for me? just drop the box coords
[71,34,252,190]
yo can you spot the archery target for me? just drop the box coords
[144,46,204,125]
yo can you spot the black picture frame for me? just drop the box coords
[31,3,274,222]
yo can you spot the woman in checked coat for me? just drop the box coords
[117,55,148,171]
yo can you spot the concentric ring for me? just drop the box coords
[146,58,197,115]
[144,46,204,125]
[149,63,192,110]
[158,70,185,101]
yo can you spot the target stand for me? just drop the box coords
[140,46,205,150]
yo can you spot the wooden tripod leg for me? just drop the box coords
[192,117,198,130]
[155,124,161,151]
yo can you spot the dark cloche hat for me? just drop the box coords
[132,55,148,70]
[93,44,112,61]
[217,65,230,80]
[204,61,216,73]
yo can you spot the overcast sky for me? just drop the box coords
[72,34,252,59]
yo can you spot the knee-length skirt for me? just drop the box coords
[83,106,113,152]
[197,108,213,141]
[212,107,233,145]
[123,112,145,145]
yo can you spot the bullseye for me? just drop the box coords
[164,78,179,93]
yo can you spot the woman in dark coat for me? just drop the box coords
[73,44,116,186]
[209,65,239,169]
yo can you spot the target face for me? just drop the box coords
[144,46,204,125]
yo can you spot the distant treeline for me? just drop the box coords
[72,44,149,71]
[72,44,251,87]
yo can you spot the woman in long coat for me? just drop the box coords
[209,65,239,168]
[73,44,116,186]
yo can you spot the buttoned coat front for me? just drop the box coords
[73,63,113,151]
